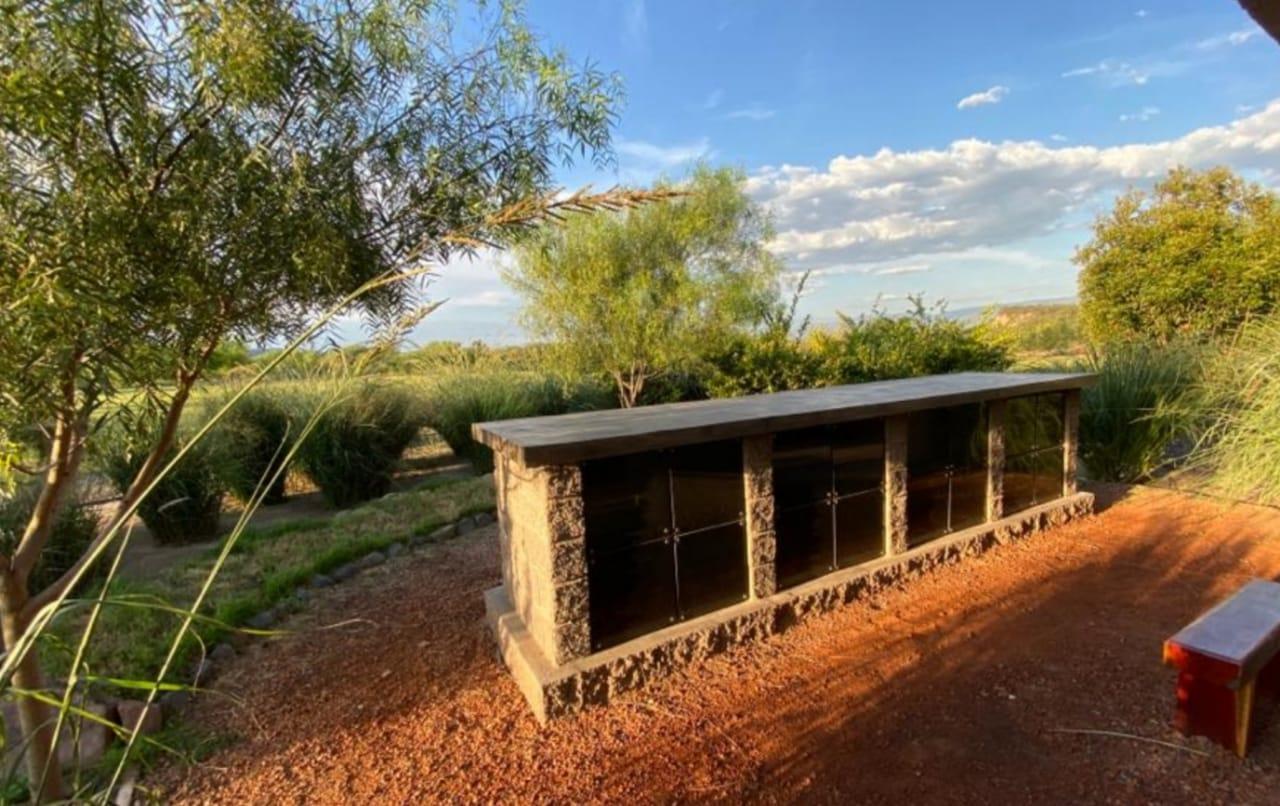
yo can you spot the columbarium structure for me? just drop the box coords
[474,372,1095,722]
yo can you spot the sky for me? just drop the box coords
[368,0,1280,346]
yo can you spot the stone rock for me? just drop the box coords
[193,657,214,684]
[210,643,236,664]
[355,551,386,569]
[245,609,277,630]
[429,523,457,542]
[159,690,191,717]
[294,588,311,604]
[115,700,163,736]
[56,702,113,768]
[455,515,478,535]
[310,573,335,588]
[330,563,358,582]
[474,511,495,527]
[386,542,405,558]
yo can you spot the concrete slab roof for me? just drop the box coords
[472,371,1096,467]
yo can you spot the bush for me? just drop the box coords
[1078,342,1199,483]
[0,485,101,592]
[704,331,822,398]
[424,372,613,472]
[97,428,227,545]
[296,383,426,507]
[211,388,297,505]
[1194,315,1280,502]
[809,299,1011,384]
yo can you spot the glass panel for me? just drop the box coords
[670,440,744,532]
[948,403,988,471]
[1033,445,1065,503]
[1040,393,1065,448]
[833,419,884,496]
[775,500,834,589]
[907,470,950,546]
[676,522,749,619]
[908,409,952,477]
[582,451,671,555]
[1003,452,1037,514]
[588,539,678,651]
[773,427,832,508]
[1005,395,1042,458]
[835,489,884,567]
[950,469,988,532]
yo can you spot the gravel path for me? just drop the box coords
[156,484,1280,804]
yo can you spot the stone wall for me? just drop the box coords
[883,415,909,555]
[1063,389,1081,496]
[986,399,1006,522]
[495,456,590,665]
[742,435,777,599]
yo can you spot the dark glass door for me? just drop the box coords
[773,420,885,590]
[1003,394,1065,514]
[907,403,989,546]
[583,440,748,652]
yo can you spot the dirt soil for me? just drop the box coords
[155,484,1280,804]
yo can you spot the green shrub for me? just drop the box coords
[1194,315,1280,503]
[809,298,1011,384]
[704,331,822,397]
[211,389,297,505]
[97,429,227,545]
[424,372,612,472]
[296,383,425,507]
[0,485,101,592]
[1078,342,1198,483]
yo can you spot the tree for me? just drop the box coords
[1076,166,1280,345]
[0,1,621,798]
[506,166,782,407]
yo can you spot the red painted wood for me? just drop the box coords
[1172,670,1240,752]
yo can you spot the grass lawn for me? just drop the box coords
[46,474,496,695]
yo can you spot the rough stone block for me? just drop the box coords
[545,465,583,500]
[550,539,587,584]
[547,495,586,543]
[553,579,589,623]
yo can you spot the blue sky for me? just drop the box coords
[383,0,1280,345]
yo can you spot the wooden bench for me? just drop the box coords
[1163,579,1280,756]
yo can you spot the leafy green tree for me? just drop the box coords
[1077,166,1280,344]
[0,1,620,797]
[704,272,822,397]
[507,166,782,406]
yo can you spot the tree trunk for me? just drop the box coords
[0,579,64,803]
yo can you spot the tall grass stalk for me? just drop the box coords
[1193,316,1280,503]
[1077,342,1199,483]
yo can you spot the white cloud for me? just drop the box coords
[725,105,776,121]
[452,289,514,308]
[956,85,1009,110]
[1050,133,1069,143]
[748,101,1280,269]
[1119,106,1160,122]
[1135,9,1149,18]
[873,264,932,276]
[1197,29,1260,49]
[1062,59,1149,86]
[616,137,711,168]
[624,0,648,50]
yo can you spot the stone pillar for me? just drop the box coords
[883,415,909,555]
[986,399,1006,522]
[1063,389,1081,495]
[495,455,590,665]
[742,435,777,599]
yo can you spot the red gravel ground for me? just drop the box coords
[155,484,1280,804]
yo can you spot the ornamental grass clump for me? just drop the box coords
[209,387,298,506]
[1077,342,1199,483]
[1194,315,1280,504]
[424,372,612,472]
[0,486,101,593]
[296,384,426,508]
[97,429,228,545]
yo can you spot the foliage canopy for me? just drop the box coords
[506,165,782,406]
[1077,166,1280,344]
